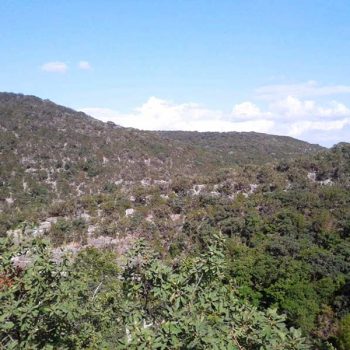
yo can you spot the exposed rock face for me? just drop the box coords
[12,233,140,268]
[308,171,334,185]
[125,208,135,217]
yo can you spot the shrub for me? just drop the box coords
[337,313,350,350]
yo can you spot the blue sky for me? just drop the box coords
[1,0,350,146]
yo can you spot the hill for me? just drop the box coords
[1,92,350,349]
[0,92,323,208]
[157,130,322,165]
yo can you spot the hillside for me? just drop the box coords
[1,92,350,349]
[0,92,323,208]
[157,130,322,165]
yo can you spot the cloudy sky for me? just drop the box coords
[1,1,350,146]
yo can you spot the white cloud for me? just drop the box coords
[232,101,261,118]
[269,96,350,120]
[231,101,272,120]
[78,61,91,70]
[287,119,350,137]
[80,95,350,144]
[41,61,68,73]
[256,81,350,100]
[251,96,350,136]
[81,97,274,133]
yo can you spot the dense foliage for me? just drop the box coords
[0,237,309,349]
[1,93,350,348]
[0,92,322,217]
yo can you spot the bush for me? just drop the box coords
[337,313,350,350]
[0,239,107,348]
[0,236,311,349]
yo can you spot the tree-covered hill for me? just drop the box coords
[0,92,324,205]
[157,130,323,165]
[1,92,349,349]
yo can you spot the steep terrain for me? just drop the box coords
[1,92,350,348]
[0,92,323,208]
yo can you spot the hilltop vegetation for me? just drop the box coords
[0,93,349,349]
[0,92,322,212]
[157,130,322,165]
